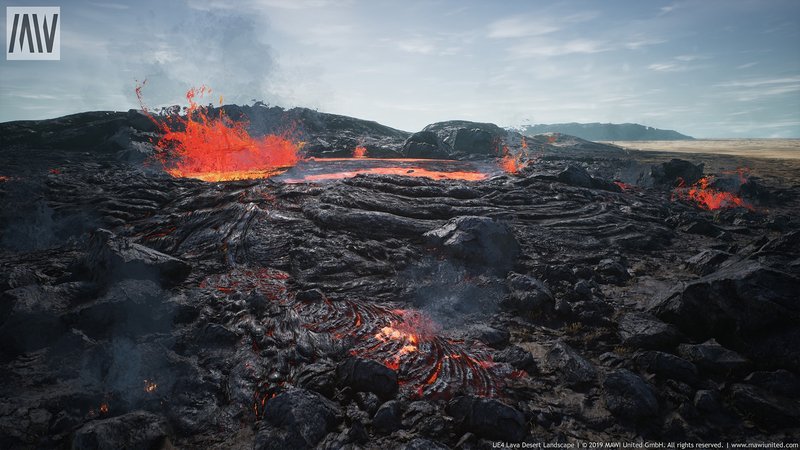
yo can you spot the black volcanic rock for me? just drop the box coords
[557,165,595,188]
[503,272,554,314]
[373,400,402,433]
[650,159,704,186]
[336,357,398,400]
[545,340,597,388]
[557,165,622,192]
[87,229,190,286]
[71,411,170,450]
[218,104,409,158]
[649,260,798,346]
[618,312,681,350]
[295,361,338,398]
[255,388,342,450]
[603,369,659,420]
[677,339,749,374]
[402,131,450,159]
[728,383,800,429]
[685,249,732,275]
[634,351,699,386]
[447,396,526,442]
[422,121,507,158]
[424,216,519,274]
[0,281,98,357]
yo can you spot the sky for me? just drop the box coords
[1,0,799,138]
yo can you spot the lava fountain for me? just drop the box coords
[137,82,301,182]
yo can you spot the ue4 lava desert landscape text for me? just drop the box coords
[1,83,798,449]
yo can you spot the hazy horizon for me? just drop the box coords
[1,0,798,138]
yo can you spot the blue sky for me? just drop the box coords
[1,0,798,137]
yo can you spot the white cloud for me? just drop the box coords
[715,76,800,88]
[487,17,560,38]
[648,63,685,72]
[508,39,608,58]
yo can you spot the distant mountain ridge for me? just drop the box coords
[518,122,694,141]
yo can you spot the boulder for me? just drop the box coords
[617,312,681,350]
[556,165,622,192]
[295,361,337,398]
[254,388,342,450]
[72,411,170,450]
[336,357,398,400]
[372,400,402,433]
[594,259,630,285]
[557,165,594,188]
[634,351,699,386]
[420,120,512,158]
[680,219,724,238]
[729,383,800,429]
[424,216,519,274]
[677,339,749,374]
[402,131,449,159]
[495,345,538,374]
[685,249,732,276]
[603,369,659,420]
[545,340,597,388]
[503,272,554,314]
[650,260,798,341]
[447,396,526,442]
[650,159,704,186]
[472,324,510,349]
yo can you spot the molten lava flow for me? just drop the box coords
[353,145,367,158]
[500,150,525,174]
[285,166,488,183]
[674,176,753,211]
[614,181,634,191]
[202,268,523,402]
[137,82,300,182]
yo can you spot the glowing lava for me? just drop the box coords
[614,181,634,191]
[137,82,300,182]
[673,176,753,211]
[279,158,493,183]
[499,137,538,174]
[353,145,367,158]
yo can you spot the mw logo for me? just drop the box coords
[6,7,60,60]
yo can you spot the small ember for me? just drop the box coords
[144,379,158,393]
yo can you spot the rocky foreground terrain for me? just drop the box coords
[0,106,798,449]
